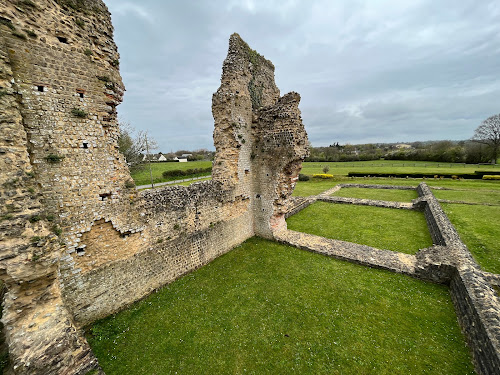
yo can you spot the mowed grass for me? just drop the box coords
[293,177,500,197]
[332,187,418,202]
[87,238,474,375]
[442,204,500,274]
[286,202,432,253]
[131,161,212,186]
[175,177,212,186]
[432,189,500,205]
[301,160,499,176]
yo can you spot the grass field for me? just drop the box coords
[131,161,212,186]
[301,160,499,177]
[293,177,500,197]
[87,238,474,375]
[441,204,500,274]
[331,187,418,202]
[432,189,500,205]
[286,202,432,253]
[130,160,499,187]
[292,175,499,274]
[176,177,212,186]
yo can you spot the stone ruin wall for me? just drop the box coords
[0,1,308,373]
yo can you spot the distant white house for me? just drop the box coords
[173,156,188,163]
[142,153,167,162]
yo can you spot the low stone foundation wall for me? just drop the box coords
[285,197,316,219]
[450,269,500,374]
[283,181,500,375]
[318,196,413,209]
[275,229,416,275]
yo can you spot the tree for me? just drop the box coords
[118,121,157,170]
[472,114,500,164]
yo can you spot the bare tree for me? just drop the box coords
[118,121,158,170]
[472,114,500,164]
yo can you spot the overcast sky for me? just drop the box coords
[104,0,500,151]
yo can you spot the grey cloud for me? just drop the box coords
[104,0,500,151]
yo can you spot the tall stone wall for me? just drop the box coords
[0,0,123,373]
[212,33,308,238]
[0,3,308,373]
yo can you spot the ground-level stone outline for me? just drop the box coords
[280,182,500,374]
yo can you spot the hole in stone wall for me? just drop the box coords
[57,36,68,43]
[76,88,85,98]
[79,92,84,98]
[120,231,132,239]
[82,142,88,149]
[99,192,112,201]
[76,247,85,255]
[37,85,44,92]
[245,169,249,175]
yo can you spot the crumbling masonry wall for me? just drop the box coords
[0,1,307,373]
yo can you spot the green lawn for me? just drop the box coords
[87,238,474,375]
[293,177,500,197]
[332,187,418,202]
[442,204,500,274]
[176,177,212,186]
[301,160,499,177]
[432,189,500,205]
[286,202,432,254]
[131,161,212,186]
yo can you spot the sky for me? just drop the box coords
[104,0,500,151]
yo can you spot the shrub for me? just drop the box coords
[313,174,334,179]
[12,30,27,40]
[322,166,330,174]
[298,174,310,181]
[45,154,65,163]
[75,18,85,28]
[71,108,87,118]
[96,75,111,82]
[29,215,41,223]
[0,18,15,30]
[483,175,500,180]
[111,59,119,67]
[162,167,212,178]
[30,236,41,243]
[24,29,37,38]
[52,225,62,236]
[84,48,92,56]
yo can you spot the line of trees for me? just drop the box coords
[117,113,500,167]
[308,114,500,164]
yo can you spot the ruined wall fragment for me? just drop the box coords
[212,33,309,237]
